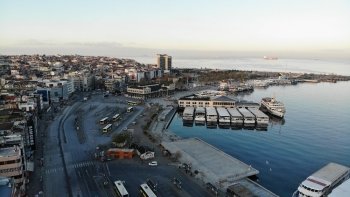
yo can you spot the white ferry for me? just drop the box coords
[260,96,285,118]
[292,162,350,197]
[205,107,218,125]
[194,107,206,124]
[216,108,231,126]
[183,107,195,122]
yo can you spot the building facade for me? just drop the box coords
[126,84,175,99]
[177,95,260,110]
[0,146,26,195]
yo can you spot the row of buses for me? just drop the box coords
[114,181,157,197]
[99,107,134,133]
[99,108,134,125]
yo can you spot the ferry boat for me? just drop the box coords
[194,107,206,125]
[248,108,269,125]
[183,107,195,122]
[216,108,231,126]
[227,108,243,126]
[205,107,218,126]
[237,108,255,126]
[260,96,285,118]
[292,162,350,197]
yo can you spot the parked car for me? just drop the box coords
[149,161,158,166]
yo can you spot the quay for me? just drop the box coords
[162,138,259,184]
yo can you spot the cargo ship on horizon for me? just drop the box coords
[263,56,278,60]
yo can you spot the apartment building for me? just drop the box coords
[0,146,26,196]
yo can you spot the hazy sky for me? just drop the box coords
[1,0,350,58]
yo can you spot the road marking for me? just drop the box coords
[106,163,111,176]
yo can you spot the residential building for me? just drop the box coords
[0,146,26,196]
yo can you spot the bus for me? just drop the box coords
[114,181,129,197]
[102,124,112,133]
[127,101,138,106]
[140,183,157,197]
[127,107,134,113]
[112,114,121,121]
[99,117,109,125]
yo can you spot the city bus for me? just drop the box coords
[114,181,129,197]
[102,124,112,133]
[140,183,157,197]
[112,114,121,121]
[127,101,138,106]
[99,117,109,125]
[127,107,134,113]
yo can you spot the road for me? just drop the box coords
[41,91,214,197]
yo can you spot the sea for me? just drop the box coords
[122,56,350,76]
[127,56,350,196]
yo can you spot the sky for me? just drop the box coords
[1,0,350,58]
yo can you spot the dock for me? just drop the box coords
[162,138,259,187]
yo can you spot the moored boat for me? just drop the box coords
[195,107,206,125]
[216,108,231,126]
[183,107,195,122]
[260,96,285,118]
[205,107,218,126]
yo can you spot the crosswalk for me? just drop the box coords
[45,161,95,174]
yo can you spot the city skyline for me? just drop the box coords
[1,0,350,58]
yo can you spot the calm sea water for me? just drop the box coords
[123,56,350,76]
[168,81,350,197]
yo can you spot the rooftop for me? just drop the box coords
[0,146,21,158]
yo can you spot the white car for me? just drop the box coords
[149,161,157,166]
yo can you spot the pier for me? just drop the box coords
[162,138,259,186]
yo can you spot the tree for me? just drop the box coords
[154,133,162,144]
[138,77,149,86]
[199,171,206,186]
[111,133,128,143]
[174,151,182,161]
